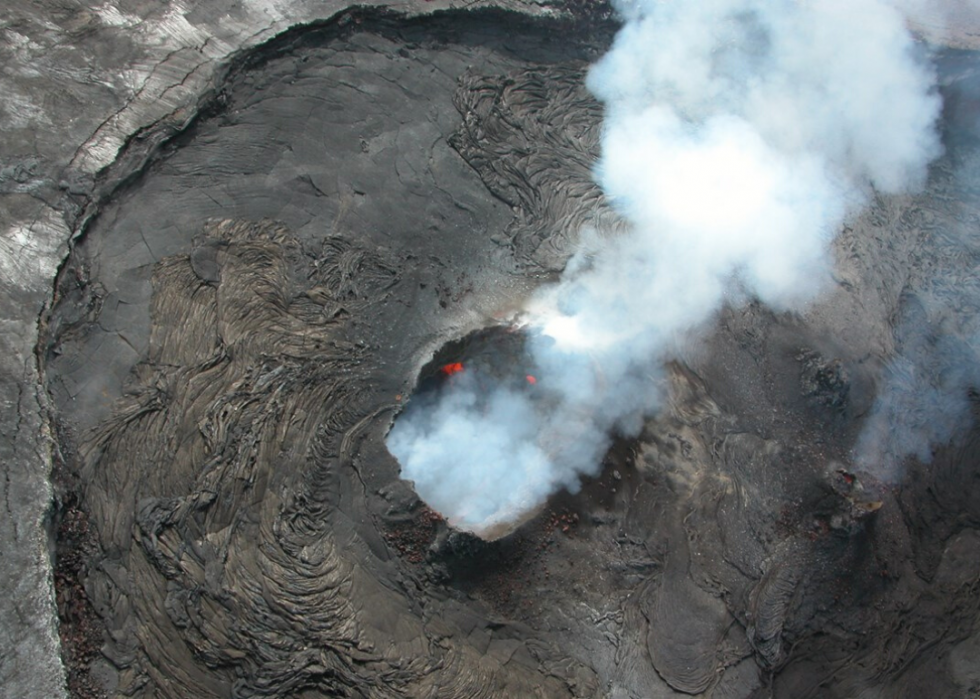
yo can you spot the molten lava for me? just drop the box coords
[440,362,465,377]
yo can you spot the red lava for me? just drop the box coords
[440,362,465,377]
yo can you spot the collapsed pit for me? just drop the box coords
[388,323,641,541]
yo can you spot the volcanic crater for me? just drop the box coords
[39,6,980,699]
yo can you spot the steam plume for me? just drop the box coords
[388,0,941,536]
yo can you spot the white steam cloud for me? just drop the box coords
[388,0,942,536]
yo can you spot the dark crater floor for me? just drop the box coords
[40,8,980,699]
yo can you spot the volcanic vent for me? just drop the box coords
[388,324,567,540]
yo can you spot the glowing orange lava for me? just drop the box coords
[440,362,465,377]
[526,375,537,385]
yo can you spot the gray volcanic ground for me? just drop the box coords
[36,6,980,699]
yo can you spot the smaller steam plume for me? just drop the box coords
[388,0,942,537]
[854,154,980,479]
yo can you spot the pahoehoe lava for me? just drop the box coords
[40,7,980,699]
